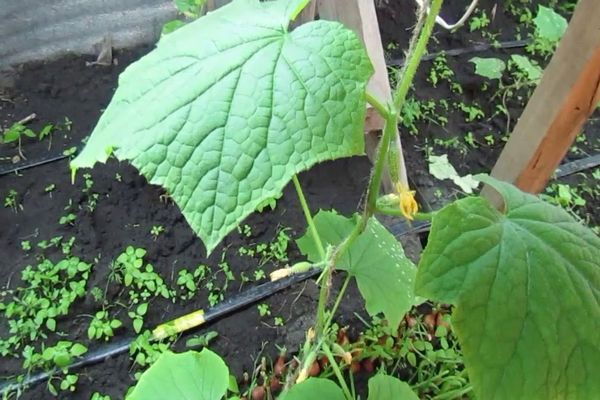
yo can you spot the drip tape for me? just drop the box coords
[0,153,71,176]
[0,269,320,395]
[388,39,532,67]
[0,221,429,396]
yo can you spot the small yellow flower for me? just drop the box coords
[395,183,419,221]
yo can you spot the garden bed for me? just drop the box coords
[1,1,598,399]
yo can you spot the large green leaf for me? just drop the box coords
[367,375,419,400]
[72,0,373,254]
[416,176,600,399]
[470,57,505,80]
[534,5,567,43]
[297,211,416,329]
[279,378,345,400]
[510,55,542,82]
[127,349,229,400]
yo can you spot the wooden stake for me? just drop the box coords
[318,0,408,191]
[484,0,600,203]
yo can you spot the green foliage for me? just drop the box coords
[185,331,218,349]
[533,5,567,42]
[416,176,600,399]
[428,154,478,194]
[468,10,490,32]
[297,210,416,329]
[129,330,173,368]
[162,0,207,35]
[128,303,149,334]
[71,0,373,255]
[87,310,123,341]
[469,57,505,80]
[510,54,542,82]
[150,225,165,239]
[0,258,92,355]
[238,227,291,267]
[1,122,36,144]
[22,340,87,371]
[428,54,454,89]
[367,374,419,400]
[3,189,21,212]
[91,392,111,400]
[110,246,173,302]
[176,264,208,299]
[280,378,346,400]
[257,303,271,317]
[527,5,568,57]
[26,2,597,398]
[128,349,230,400]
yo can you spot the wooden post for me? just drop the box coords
[296,0,317,25]
[483,0,600,204]
[317,0,408,192]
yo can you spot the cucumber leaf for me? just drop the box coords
[72,0,373,254]
[416,176,600,399]
[297,211,416,329]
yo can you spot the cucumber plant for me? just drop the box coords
[71,0,600,398]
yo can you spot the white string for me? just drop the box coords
[415,0,479,31]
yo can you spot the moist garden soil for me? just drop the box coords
[1,1,598,399]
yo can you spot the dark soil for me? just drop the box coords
[1,1,598,399]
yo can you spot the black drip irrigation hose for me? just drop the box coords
[0,221,429,396]
[0,152,71,176]
[0,269,320,395]
[388,39,532,67]
[555,154,600,178]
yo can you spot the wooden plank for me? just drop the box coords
[296,0,317,25]
[483,0,600,203]
[318,0,408,191]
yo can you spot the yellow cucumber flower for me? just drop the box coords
[395,182,418,221]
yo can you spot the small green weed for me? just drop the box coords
[87,310,123,341]
[0,258,92,355]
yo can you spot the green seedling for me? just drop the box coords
[63,146,77,157]
[91,392,112,400]
[0,258,92,356]
[1,122,35,159]
[469,9,490,32]
[59,213,76,225]
[44,184,56,194]
[428,53,462,94]
[257,303,271,317]
[22,341,87,395]
[88,310,123,341]
[185,331,218,349]
[129,330,173,370]
[109,247,173,303]
[4,189,21,212]
[456,102,484,122]
[128,303,149,334]
[61,117,73,132]
[176,264,208,300]
[150,225,165,240]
